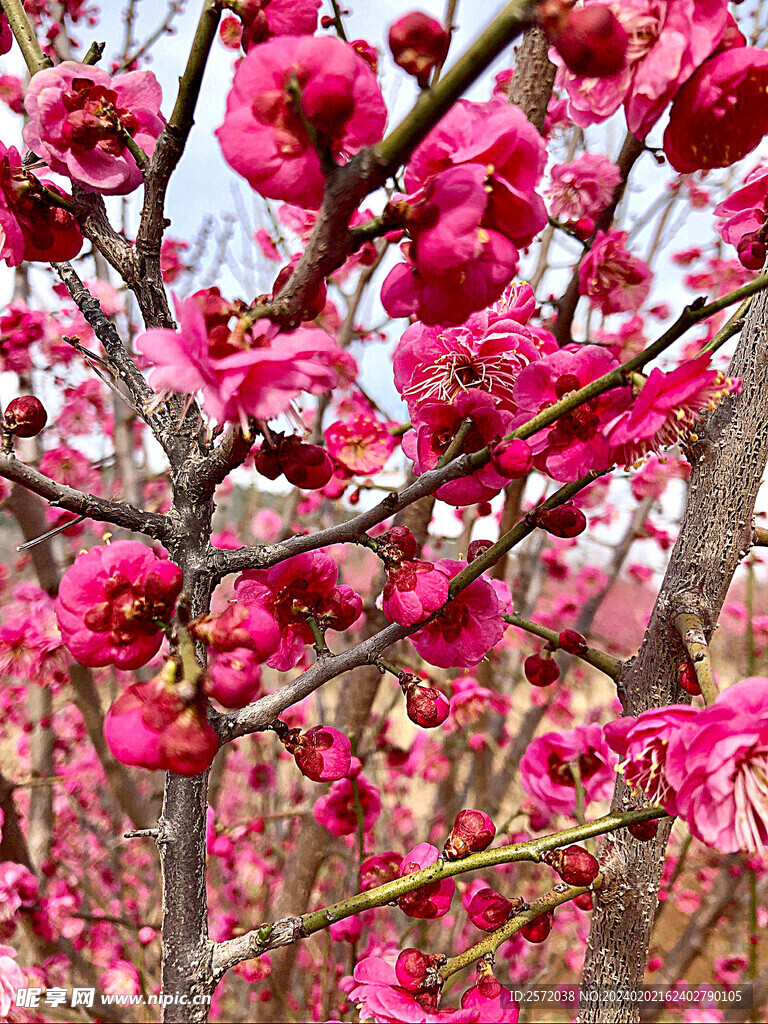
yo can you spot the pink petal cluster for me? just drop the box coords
[216,35,386,209]
[0,946,25,1019]
[104,665,219,776]
[291,725,352,782]
[313,770,381,835]
[547,152,621,223]
[221,0,321,52]
[381,99,547,325]
[135,294,346,425]
[383,560,450,628]
[664,46,768,173]
[348,956,479,1023]
[403,391,515,505]
[578,230,652,315]
[325,415,397,475]
[604,704,700,807]
[397,842,455,919]
[714,163,768,269]
[520,724,617,816]
[513,345,632,481]
[23,61,165,195]
[205,647,263,709]
[54,541,183,670]
[409,558,505,668]
[553,0,729,138]
[607,353,740,465]
[0,141,82,267]
[235,550,360,671]
[393,284,541,417]
[666,677,768,852]
[0,302,46,375]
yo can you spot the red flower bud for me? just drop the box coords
[253,444,283,480]
[524,652,560,687]
[521,910,553,943]
[628,819,658,841]
[4,396,47,437]
[445,809,496,860]
[272,261,327,320]
[467,539,493,562]
[490,438,533,478]
[548,4,628,78]
[395,948,430,992]
[535,503,587,538]
[467,888,514,931]
[737,233,766,271]
[544,845,599,886]
[404,680,450,728]
[558,629,588,655]
[677,660,701,696]
[279,441,334,490]
[157,708,220,777]
[477,501,493,517]
[388,12,450,88]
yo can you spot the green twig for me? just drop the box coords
[0,0,52,73]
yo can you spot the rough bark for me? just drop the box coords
[506,26,556,132]
[579,286,768,1023]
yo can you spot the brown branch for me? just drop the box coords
[0,453,169,539]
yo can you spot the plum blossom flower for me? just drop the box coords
[409,559,505,668]
[714,163,768,268]
[382,99,547,325]
[393,287,541,417]
[325,416,397,475]
[135,294,346,425]
[0,862,37,923]
[520,724,617,816]
[54,541,183,670]
[398,843,455,919]
[0,141,82,267]
[0,302,45,375]
[604,705,701,810]
[23,62,165,195]
[0,946,25,1019]
[513,345,632,481]
[666,677,768,852]
[227,0,321,51]
[101,960,141,996]
[216,35,386,209]
[403,392,515,506]
[313,770,381,835]
[578,230,652,315]
[348,955,479,1023]
[607,353,740,465]
[553,0,729,138]
[664,47,768,173]
[235,551,360,671]
[547,152,621,222]
[383,560,450,628]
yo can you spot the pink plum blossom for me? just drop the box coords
[0,141,82,266]
[664,46,768,173]
[398,843,455,919]
[0,946,25,1019]
[553,0,729,138]
[393,287,541,416]
[520,724,618,816]
[547,152,621,222]
[325,415,397,474]
[578,230,652,315]
[513,345,632,481]
[54,540,182,670]
[313,771,381,835]
[216,35,386,209]
[383,559,451,628]
[236,550,359,670]
[607,353,740,465]
[409,559,505,668]
[23,62,165,195]
[604,704,701,810]
[403,391,515,505]
[666,677,768,852]
[135,293,346,425]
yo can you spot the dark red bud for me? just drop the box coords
[524,652,560,687]
[544,845,599,886]
[548,4,628,78]
[467,539,493,562]
[388,11,450,87]
[677,660,701,696]
[535,503,587,538]
[521,911,553,943]
[627,819,658,841]
[4,396,47,437]
[444,809,496,860]
[490,438,533,478]
[279,441,334,490]
[558,629,588,655]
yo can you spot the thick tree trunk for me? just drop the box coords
[579,288,768,1022]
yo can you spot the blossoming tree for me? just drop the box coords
[1,0,768,1022]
